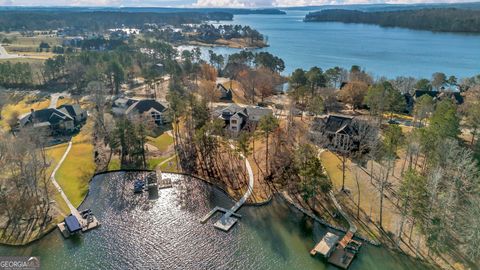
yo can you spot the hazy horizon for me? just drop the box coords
[0,0,478,8]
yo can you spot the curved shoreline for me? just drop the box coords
[0,169,369,247]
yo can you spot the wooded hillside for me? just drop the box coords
[305,8,480,33]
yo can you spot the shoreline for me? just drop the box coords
[184,38,268,50]
[0,169,432,269]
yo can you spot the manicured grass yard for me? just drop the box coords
[320,150,354,189]
[55,120,96,208]
[147,132,174,152]
[45,143,71,215]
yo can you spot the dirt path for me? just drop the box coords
[50,141,76,214]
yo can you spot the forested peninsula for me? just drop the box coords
[304,8,480,33]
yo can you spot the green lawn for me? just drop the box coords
[45,143,71,215]
[147,132,174,152]
[158,156,178,172]
[55,120,96,207]
[107,157,121,171]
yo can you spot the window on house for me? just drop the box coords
[231,120,237,124]
[151,111,162,125]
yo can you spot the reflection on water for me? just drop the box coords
[0,172,430,270]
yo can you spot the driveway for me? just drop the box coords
[0,44,20,59]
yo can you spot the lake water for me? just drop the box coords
[0,172,430,270]
[197,10,480,79]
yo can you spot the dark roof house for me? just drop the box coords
[57,104,87,123]
[212,104,273,133]
[18,103,87,135]
[19,108,74,133]
[126,99,167,115]
[125,99,169,126]
[322,115,354,135]
[311,115,363,153]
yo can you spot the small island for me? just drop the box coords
[304,8,480,33]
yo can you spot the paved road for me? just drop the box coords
[49,141,77,214]
[0,44,20,59]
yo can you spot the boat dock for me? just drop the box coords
[200,206,242,223]
[200,147,254,232]
[310,232,340,257]
[52,142,100,239]
[157,172,172,189]
[57,209,100,238]
[309,190,363,269]
[310,230,361,269]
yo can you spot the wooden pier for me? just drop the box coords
[328,246,356,269]
[157,175,172,190]
[200,206,242,224]
[310,231,361,269]
[200,147,254,232]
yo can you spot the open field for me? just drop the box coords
[1,31,61,62]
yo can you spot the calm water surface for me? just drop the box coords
[198,10,480,78]
[0,172,430,269]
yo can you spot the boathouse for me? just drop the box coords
[310,232,340,258]
[64,215,82,234]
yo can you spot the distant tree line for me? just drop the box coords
[0,11,233,32]
[305,8,480,33]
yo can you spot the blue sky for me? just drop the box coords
[0,0,474,7]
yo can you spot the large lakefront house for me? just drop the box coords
[311,114,363,152]
[18,104,87,135]
[212,104,273,134]
[112,98,169,126]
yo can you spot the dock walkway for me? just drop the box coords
[53,142,100,237]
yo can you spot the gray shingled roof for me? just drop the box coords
[246,107,272,118]
[323,115,354,134]
[57,104,84,117]
[126,99,167,115]
[213,104,272,121]
[20,108,73,127]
